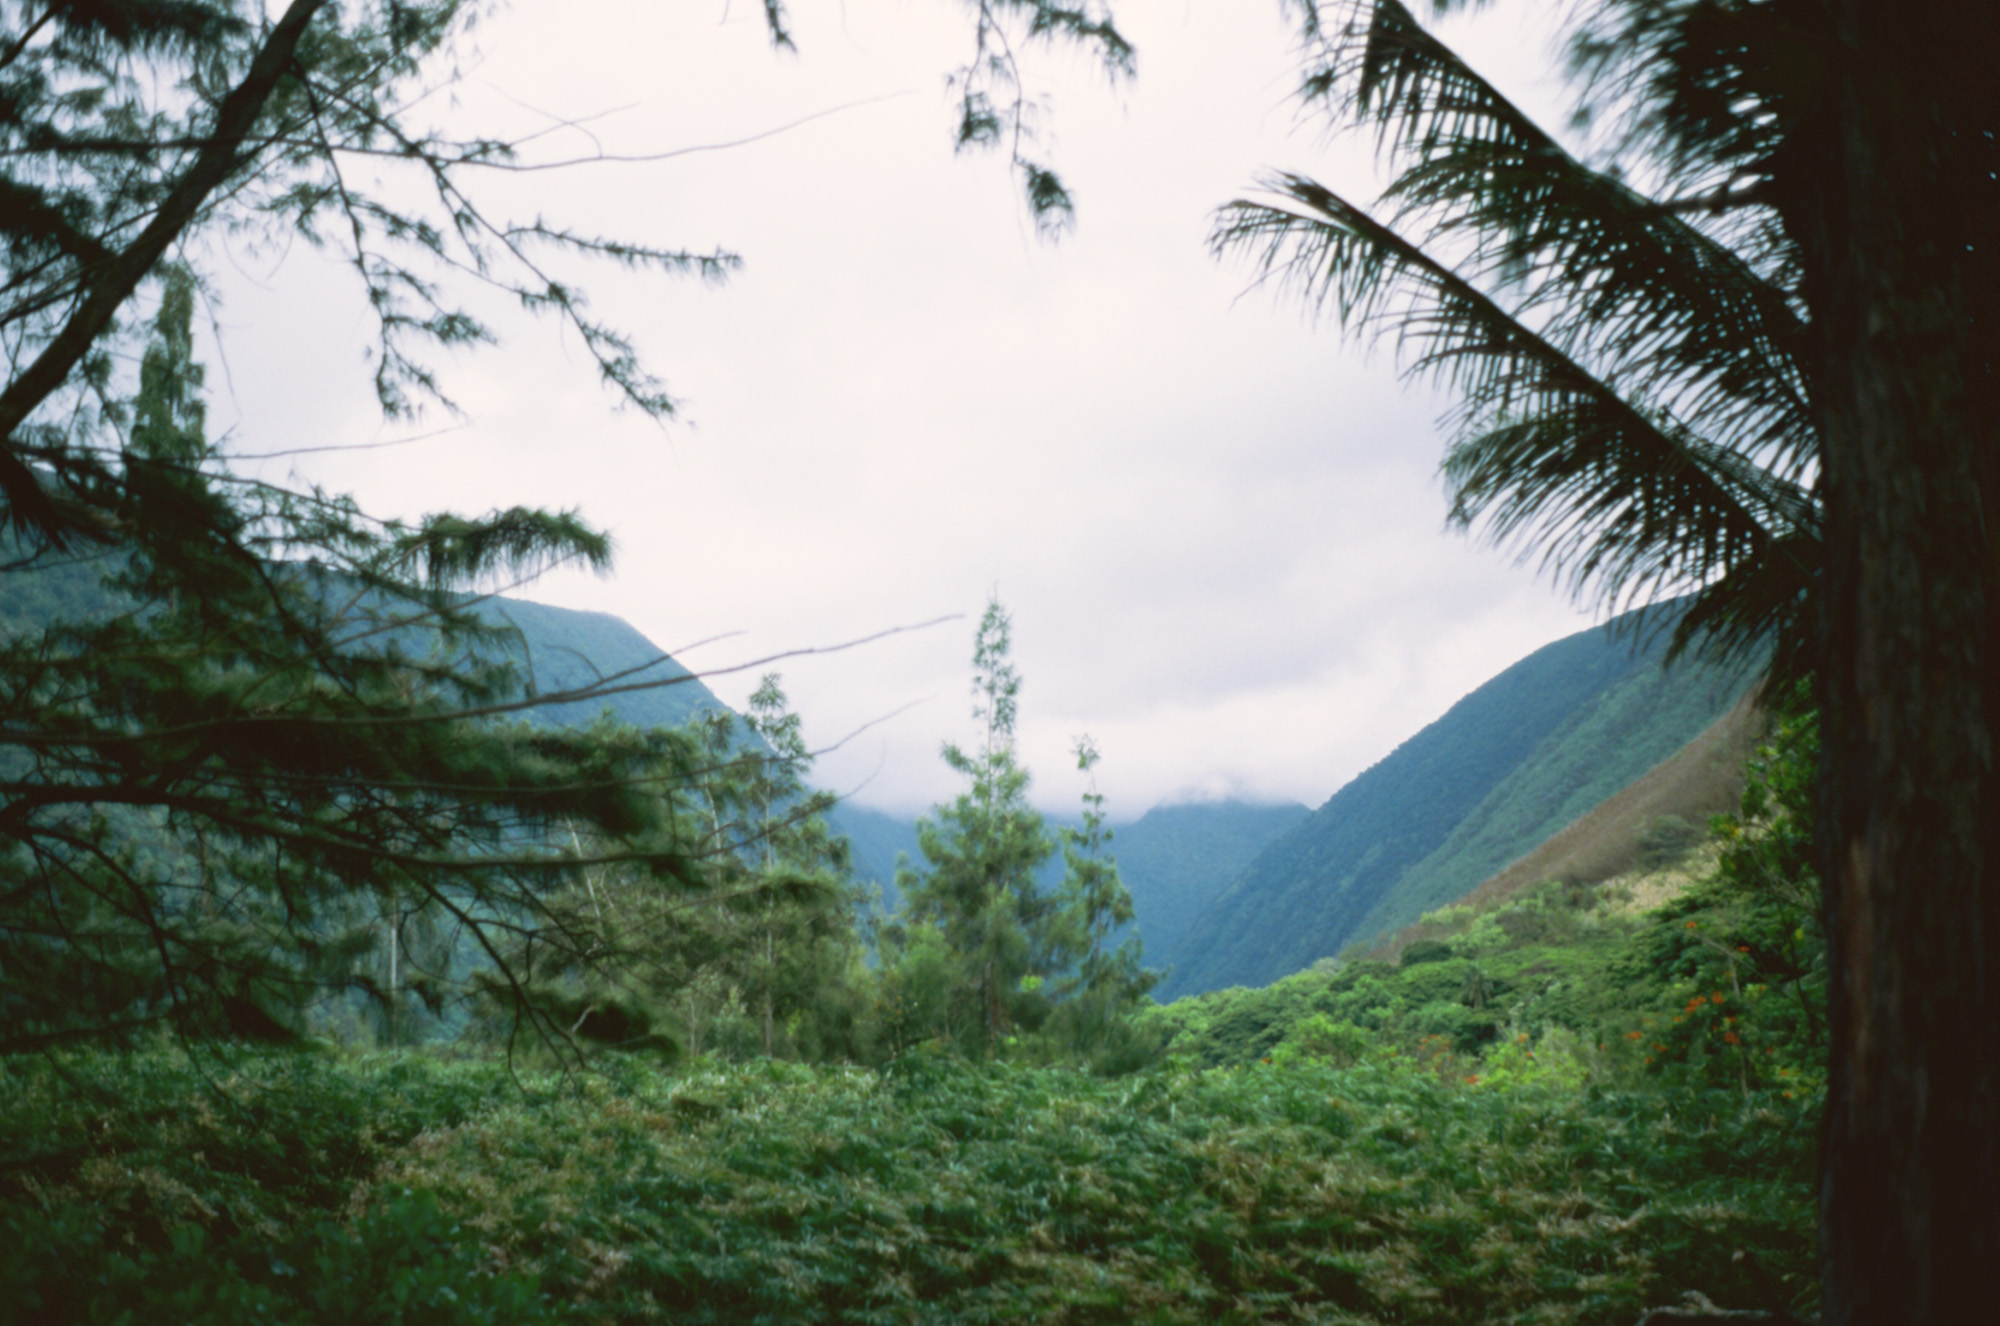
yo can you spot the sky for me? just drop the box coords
[203,0,1606,818]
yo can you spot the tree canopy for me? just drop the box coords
[1213,0,1816,683]
[885,596,1153,1063]
[0,0,1135,1058]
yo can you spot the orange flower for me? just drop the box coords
[1710,992,1727,1004]
[1626,1031,1644,1040]
[1686,920,1699,930]
[1654,1044,1667,1052]
[1464,1076,1480,1084]
[1737,945,1751,953]
[1723,1031,1741,1045]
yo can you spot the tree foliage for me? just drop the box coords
[884,596,1154,1064]
[0,280,700,1057]
[1,1042,1822,1324]
[1044,735,1157,1069]
[890,595,1059,1055]
[1212,0,1817,682]
[0,0,1135,551]
[0,0,1136,1058]
[468,677,870,1065]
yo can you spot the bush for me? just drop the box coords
[1,1031,1819,1324]
[1,1176,565,1325]
[1639,814,1706,868]
[1399,938,1455,966]
[1273,1013,1370,1067]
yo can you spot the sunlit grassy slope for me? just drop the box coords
[1370,693,1764,959]
[1151,832,1750,1070]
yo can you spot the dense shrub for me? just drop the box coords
[1638,814,1705,869]
[0,1051,562,1325]
[1,1048,1817,1324]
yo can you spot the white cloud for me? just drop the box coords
[200,0,1601,819]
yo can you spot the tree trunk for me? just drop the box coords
[761,925,774,1058]
[386,892,400,1048]
[1777,2,2000,1319]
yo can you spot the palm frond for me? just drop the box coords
[1666,527,1818,689]
[1305,0,1812,481]
[1211,173,1812,622]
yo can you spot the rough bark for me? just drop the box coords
[1775,1,2000,1320]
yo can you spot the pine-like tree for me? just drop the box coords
[1047,736,1156,1068]
[895,595,1060,1056]
[736,674,862,1058]
[0,1,1137,1063]
[0,252,705,1060]
[0,1,1137,545]
[473,677,868,1064]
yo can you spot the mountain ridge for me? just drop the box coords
[1158,610,1758,998]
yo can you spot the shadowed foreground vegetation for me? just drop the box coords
[0,690,1826,1324]
[0,1047,1816,1325]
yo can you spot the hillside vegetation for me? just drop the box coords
[0,701,1827,1323]
[1,1047,1816,1326]
[473,598,731,733]
[1161,611,1757,998]
[0,551,733,739]
[1151,704,1821,1094]
[2,500,1817,1325]
[1377,695,1765,959]
[1111,800,1313,957]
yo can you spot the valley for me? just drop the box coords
[0,572,1822,1323]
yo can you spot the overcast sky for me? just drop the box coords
[204,0,1607,818]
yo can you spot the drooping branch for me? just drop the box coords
[0,0,334,544]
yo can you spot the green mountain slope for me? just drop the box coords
[1363,695,1762,963]
[1348,652,1754,943]
[1160,611,1757,999]
[0,547,122,634]
[0,547,1289,958]
[825,803,923,912]
[0,546,731,736]
[1112,801,1311,958]
[471,597,728,732]
[828,798,1307,962]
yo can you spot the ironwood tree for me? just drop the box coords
[1045,735,1156,1069]
[0,0,1134,1055]
[893,595,1062,1056]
